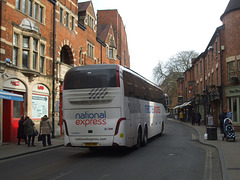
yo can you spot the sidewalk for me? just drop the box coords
[0,136,64,160]
[169,118,240,180]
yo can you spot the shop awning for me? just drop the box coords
[0,90,23,101]
[173,101,191,109]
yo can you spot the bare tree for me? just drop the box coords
[153,50,199,98]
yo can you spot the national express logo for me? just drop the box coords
[145,105,161,114]
[75,111,107,127]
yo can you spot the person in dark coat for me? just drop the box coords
[197,111,201,126]
[191,110,196,126]
[17,115,27,145]
[219,109,227,134]
[23,116,36,147]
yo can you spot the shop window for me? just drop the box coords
[13,101,22,118]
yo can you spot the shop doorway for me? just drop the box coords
[3,94,24,142]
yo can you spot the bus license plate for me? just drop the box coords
[84,142,98,146]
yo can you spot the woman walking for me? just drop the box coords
[23,116,36,147]
[40,115,52,147]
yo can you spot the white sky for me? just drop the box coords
[79,0,230,82]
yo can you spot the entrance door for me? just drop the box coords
[3,94,24,142]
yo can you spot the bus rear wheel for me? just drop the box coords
[160,122,164,136]
[142,127,148,146]
[135,129,142,149]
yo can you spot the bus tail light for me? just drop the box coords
[115,118,126,135]
[116,65,120,87]
[63,119,69,136]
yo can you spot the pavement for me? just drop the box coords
[169,118,240,180]
[0,119,239,180]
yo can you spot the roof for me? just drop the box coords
[221,0,240,20]
[97,24,111,42]
[78,1,91,12]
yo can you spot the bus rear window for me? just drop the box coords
[64,69,117,89]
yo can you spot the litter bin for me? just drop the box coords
[207,127,217,140]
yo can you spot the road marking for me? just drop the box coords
[203,146,213,180]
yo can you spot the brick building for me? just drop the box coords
[0,0,130,143]
[176,0,240,130]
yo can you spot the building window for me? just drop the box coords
[66,12,69,27]
[216,68,219,86]
[34,3,38,20]
[87,14,94,29]
[28,0,32,16]
[71,16,74,30]
[197,64,199,76]
[40,44,45,73]
[200,60,202,74]
[16,0,44,24]
[33,38,38,69]
[109,48,113,59]
[227,61,235,82]
[212,72,214,84]
[39,6,43,23]
[13,33,19,66]
[238,60,240,79]
[59,8,63,23]
[22,36,29,68]
[16,0,20,10]
[87,41,94,59]
[13,28,46,73]
[23,0,27,13]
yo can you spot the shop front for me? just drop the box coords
[225,86,240,130]
[2,79,26,143]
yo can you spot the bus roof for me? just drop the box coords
[66,64,163,92]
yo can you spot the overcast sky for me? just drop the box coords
[79,0,230,82]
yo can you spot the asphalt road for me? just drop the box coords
[0,121,222,180]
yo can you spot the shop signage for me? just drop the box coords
[11,80,20,86]
[32,84,49,95]
[3,79,26,92]
[225,86,240,97]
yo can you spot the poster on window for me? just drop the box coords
[32,94,49,118]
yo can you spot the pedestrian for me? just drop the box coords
[191,110,196,126]
[40,115,52,147]
[23,116,36,147]
[219,109,227,134]
[179,110,183,122]
[197,111,201,126]
[17,115,27,145]
[227,109,232,119]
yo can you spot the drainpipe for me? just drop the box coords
[50,0,56,138]
[219,30,223,113]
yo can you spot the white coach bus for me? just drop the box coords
[63,64,167,149]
